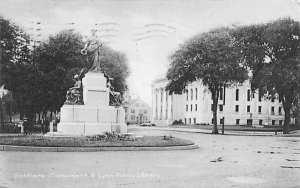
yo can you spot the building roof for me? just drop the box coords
[122,97,152,109]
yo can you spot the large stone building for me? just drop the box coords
[123,97,152,125]
[152,75,285,126]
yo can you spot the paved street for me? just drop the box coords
[0,129,300,188]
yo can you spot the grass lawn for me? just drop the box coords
[0,135,194,147]
[169,124,299,132]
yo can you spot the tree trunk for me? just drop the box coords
[211,89,219,134]
[283,101,291,134]
[50,111,53,121]
[38,112,41,122]
[0,98,3,132]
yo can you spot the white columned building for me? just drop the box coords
[152,75,285,126]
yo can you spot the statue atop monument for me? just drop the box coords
[81,29,102,72]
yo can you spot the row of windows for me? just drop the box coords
[186,104,198,112]
[186,88,198,101]
[183,118,283,126]
[234,119,283,126]
[209,104,283,115]
[159,87,281,104]
[207,89,281,103]
[184,118,197,124]
[130,109,148,114]
[130,115,148,121]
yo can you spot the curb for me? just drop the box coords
[133,127,287,136]
[0,144,199,152]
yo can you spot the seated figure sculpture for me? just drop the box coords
[65,74,83,104]
[106,78,122,106]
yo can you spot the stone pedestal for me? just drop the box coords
[57,72,127,135]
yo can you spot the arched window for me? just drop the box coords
[191,89,193,100]
[195,88,198,100]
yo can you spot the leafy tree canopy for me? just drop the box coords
[232,17,300,133]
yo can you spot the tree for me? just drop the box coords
[100,46,130,95]
[232,17,300,134]
[166,28,248,134]
[35,30,87,118]
[0,16,35,121]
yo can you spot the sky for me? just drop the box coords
[0,0,300,105]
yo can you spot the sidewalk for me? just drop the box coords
[133,126,300,137]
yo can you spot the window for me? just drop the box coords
[235,105,239,112]
[271,107,275,115]
[131,109,135,113]
[236,89,239,101]
[139,109,143,114]
[195,88,198,100]
[272,120,276,125]
[247,119,253,126]
[259,120,263,125]
[194,118,196,124]
[131,115,135,120]
[184,118,186,124]
[125,108,127,113]
[236,119,240,125]
[279,120,283,126]
[191,104,193,111]
[143,110,147,114]
[186,90,188,101]
[247,105,251,113]
[220,118,224,125]
[258,106,262,114]
[219,105,223,112]
[186,105,188,112]
[219,88,223,100]
[258,90,262,102]
[247,90,251,101]
[195,104,198,111]
[212,118,214,124]
[191,89,193,100]
[278,107,282,115]
[189,118,191,124]
[161,90,163,102]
